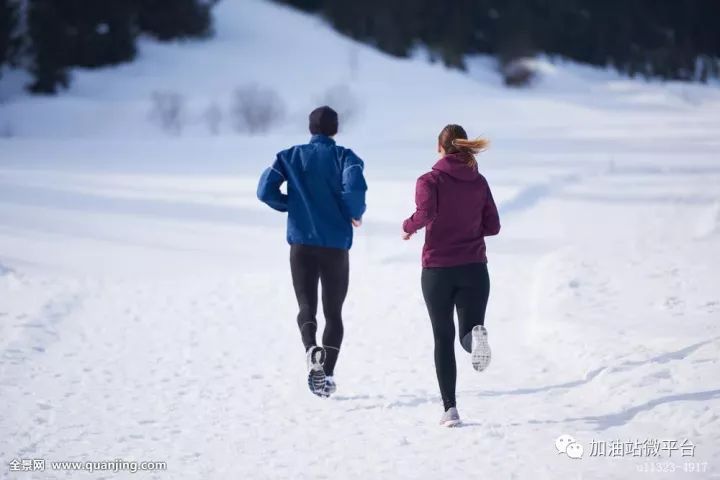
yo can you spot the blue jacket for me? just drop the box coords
[257,135,367,249]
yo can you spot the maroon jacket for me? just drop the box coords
[403,153,500,268]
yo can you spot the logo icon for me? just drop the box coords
[556,434,584,459]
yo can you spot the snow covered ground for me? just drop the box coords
[1,1,720,479]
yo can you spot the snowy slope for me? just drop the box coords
[1,1,720,479]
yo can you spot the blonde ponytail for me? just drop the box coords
[451,137,490,155]
[439,124,489,169]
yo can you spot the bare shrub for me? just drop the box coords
[204,102,223,135]
[316,84,360,127]
[149,91,185,134]
[230,84,285,134]
[0,122,15,138]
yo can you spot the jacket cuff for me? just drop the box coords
[402,219,414,234]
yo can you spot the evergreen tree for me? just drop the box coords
[63,0,137,68]
[136,0,214,41]
[278,0,322,12]
[27,0,137,93]
[276,0,720,82]
[25,0,217,93]
[27,0,70,93]
[0,0,19,74]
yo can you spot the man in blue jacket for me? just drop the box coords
[257,106,367,398]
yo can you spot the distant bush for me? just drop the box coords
[501,58,537,88]
[203,101,223,135]
[0,122,14,138]
[230,85,285,134]
[149,91,185,135]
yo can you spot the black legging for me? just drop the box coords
[421,263,490,411]
[290,244,349,376]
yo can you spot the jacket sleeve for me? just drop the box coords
[403,175,437,234]
[257,155,289,212]
[482,184,501,236]
[341,150,367,220]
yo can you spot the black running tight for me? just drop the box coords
[421,263,490,411]
[290,244,349,376]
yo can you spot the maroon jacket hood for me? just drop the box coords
[432,153,480,182]
[403,154,501,268]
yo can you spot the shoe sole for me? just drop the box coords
[307,347,327,397]
[471,325,492,372]
[440,419,462,428]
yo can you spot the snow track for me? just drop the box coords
[2,154,718,479]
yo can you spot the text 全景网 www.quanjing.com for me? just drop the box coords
[8,458,168,474]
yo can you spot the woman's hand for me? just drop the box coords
[401,230,413,241]
[352,218,362,227]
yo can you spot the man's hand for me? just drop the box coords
[352,218,362,227]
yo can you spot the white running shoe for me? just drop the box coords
[439,407,461,427]
[471,325,492,372]
[306,346,327,397]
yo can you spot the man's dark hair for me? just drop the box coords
[309,106,339,136]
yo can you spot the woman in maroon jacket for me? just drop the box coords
[402,124,501,427]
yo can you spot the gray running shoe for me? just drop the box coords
[471,325,492,372]
[439,407,461,427]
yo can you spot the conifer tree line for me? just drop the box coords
[279,0,720,82]
[0,0,217,94]
[0,0,20,72]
